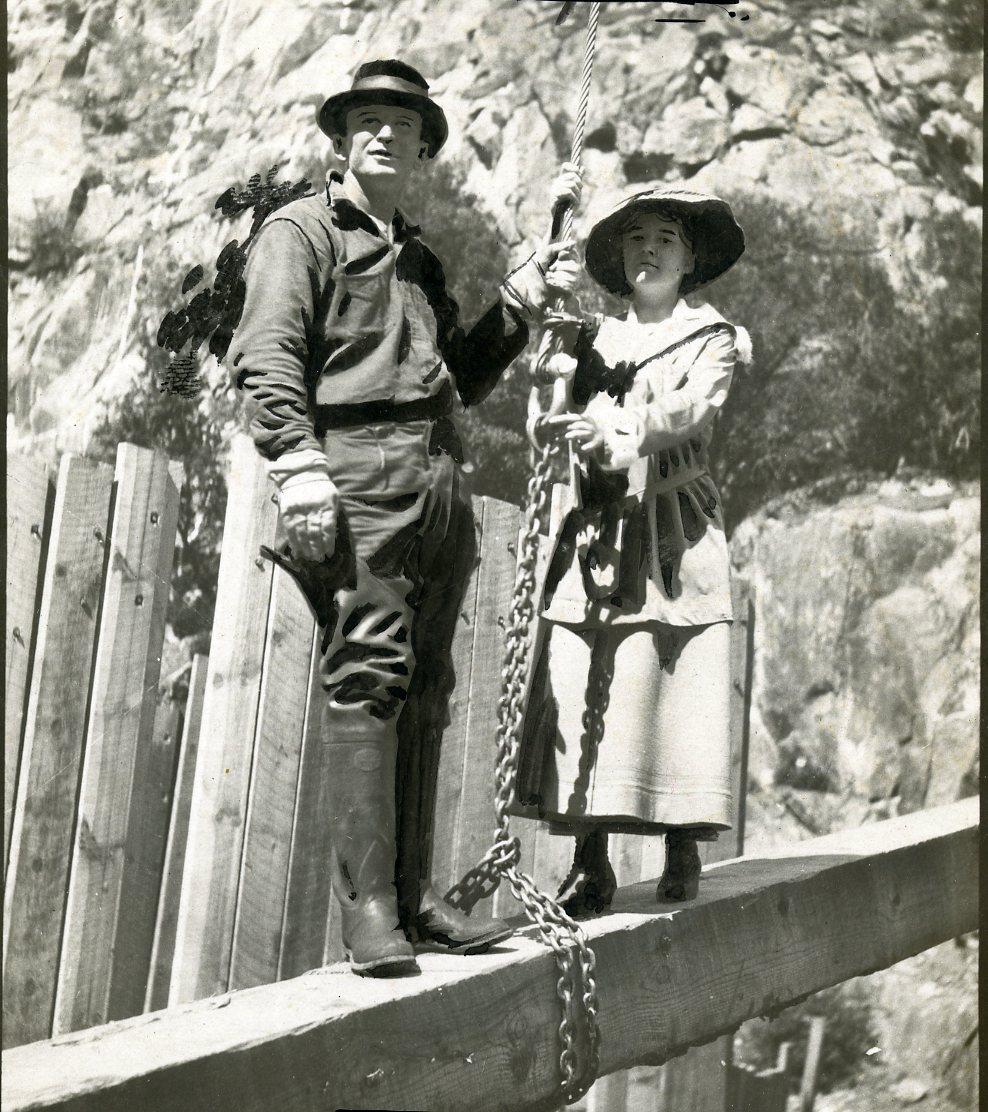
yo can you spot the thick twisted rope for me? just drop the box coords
[442,4,603,1106]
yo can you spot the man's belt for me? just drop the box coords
[315,382,454,432]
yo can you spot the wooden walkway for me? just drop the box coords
[3,798,976,1112]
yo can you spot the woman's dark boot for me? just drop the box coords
[557,829,617,918]
[656,831,702,902]
[324,711,418,977]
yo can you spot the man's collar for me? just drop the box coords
[326,172,421,243]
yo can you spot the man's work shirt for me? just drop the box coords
[229,176,531,461]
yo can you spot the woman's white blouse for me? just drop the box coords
[587,301,739,476]
[540,299,751,630]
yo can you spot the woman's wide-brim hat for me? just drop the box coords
[584,184,745,296]
[317,59,448,158]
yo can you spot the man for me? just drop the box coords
[229,59,579,975]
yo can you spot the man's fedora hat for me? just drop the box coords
[318,59,448,158]
[584,184,745,296]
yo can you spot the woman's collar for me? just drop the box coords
[625,298,723,328]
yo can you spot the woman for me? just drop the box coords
[515,175,751,914]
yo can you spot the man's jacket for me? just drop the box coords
[228,176,530,461]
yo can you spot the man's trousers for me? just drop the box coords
[265,417,477,925]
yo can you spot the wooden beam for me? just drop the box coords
[54,445,182,1034]
[2,455,114,1049]
[3,799,975,1112]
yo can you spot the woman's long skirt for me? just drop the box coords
[519,619,733,834]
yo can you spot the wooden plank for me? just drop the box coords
[54,445,182,1035]
[4,455,54,873]
[430,499,483,897]
[229,566,315,990]
[167,436,279,1005]
[447,498,522,921]
[798,1016,826,1112]
[726,577,754,856]
[4,798,977,1112]
[276,633,333,979]
[123,681,183,1008]
[145,655,209,1014]
[2,455,114,1049]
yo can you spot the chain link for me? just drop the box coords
[441,5,604,1104]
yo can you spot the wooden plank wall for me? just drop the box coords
[2,454,115,1049]
[54,445,183,1035]
[4,456,54,874]
[3,442,754,1064]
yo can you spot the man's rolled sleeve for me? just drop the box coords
[228,218,325,461]
[445,298,530,406]
[423,263,527,408]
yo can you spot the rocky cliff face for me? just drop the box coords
[734,476,978,820]
[7,0,983,447]
[734,475,979,1111]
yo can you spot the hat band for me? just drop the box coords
[348,74,431,99]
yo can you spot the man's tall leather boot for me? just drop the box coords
[323,704,418,976]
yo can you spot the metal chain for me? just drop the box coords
[443,5,603,1105]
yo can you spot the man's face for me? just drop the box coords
[340,103,427,186]
[621,212,694,295]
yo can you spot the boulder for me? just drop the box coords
[733,484,979,808]
[641,96,728,168]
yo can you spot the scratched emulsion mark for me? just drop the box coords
[154,165,313,398]
[541,0,749,24]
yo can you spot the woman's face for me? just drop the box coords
[621,212,694,296]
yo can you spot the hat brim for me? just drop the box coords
[317,89,448,157]
[585,194,745,296]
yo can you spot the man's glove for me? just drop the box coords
[266,449,340,561]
